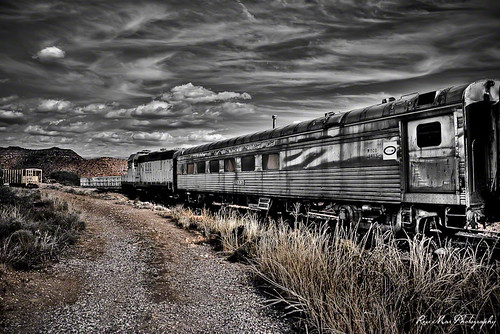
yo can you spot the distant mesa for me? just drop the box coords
[0,146,126,178]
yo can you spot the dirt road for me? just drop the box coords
[1,190,293,333]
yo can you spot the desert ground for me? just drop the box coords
[0,188,293,333]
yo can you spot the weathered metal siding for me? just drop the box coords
[178,121,402,204]
[1,169,22,185]
[139,159,173,184]
[122,166,136,184]
[178,165,401,203]
[407,115,456,192]
[455,110,467,205]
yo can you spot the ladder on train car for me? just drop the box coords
[214,197,272,212]
[257,197,272,211]
[248,197,272,211]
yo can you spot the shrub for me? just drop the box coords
[0,186,84,269]
[49,171,80,186]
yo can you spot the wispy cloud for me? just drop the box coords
[0,95,18,104]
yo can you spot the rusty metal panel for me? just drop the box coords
[407,115,457,192]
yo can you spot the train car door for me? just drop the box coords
[406,115,456,194]
[464,101,498,206]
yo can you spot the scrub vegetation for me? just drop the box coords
[170,206,500,334]
[0,186,85,269]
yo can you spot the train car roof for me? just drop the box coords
[176,80,493,157]
[137,149,176,162]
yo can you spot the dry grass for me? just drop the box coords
[256,223,500,333]
[0,186,85,269]
[170,206,500,333]
[170,206,263,255]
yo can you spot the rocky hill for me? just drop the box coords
[0,146,126,178]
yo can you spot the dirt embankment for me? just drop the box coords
[1,189,293,333]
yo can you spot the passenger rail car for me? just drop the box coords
[174,79,500,237]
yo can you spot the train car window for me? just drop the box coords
[187,163,195,174]
[241,155,255,171]
[224,158,236,172]
[178,163,184,175]
[262,153,279,170]
[417,122,441,147]
[209,160,219,173]
[197,162,205,174]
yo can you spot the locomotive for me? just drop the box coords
[120,79,500,239]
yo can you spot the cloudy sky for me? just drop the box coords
[0,0,499,158]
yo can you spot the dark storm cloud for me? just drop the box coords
[0,0,499,157]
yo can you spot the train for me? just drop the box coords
[87,79,500,239]
[80,175,121,189]
[1,168,43,187]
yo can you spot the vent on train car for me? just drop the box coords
[417,91,436,106]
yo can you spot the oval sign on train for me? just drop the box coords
[384,146,396,155]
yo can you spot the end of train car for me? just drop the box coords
[121,149,177,197]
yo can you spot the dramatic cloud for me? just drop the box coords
[132,100,172,117]
[0,109,26,124]
[186,130,225,142]
[93,131,126,144]
[82,103,108,113]
[38,99,71,112]
[33,46,65,61]
[162,83,251,104]
[24,125,59,136]
[132,131,174,143]
[0,0,499,157]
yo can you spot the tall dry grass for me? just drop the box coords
[170,206,262,255]
[256,223,499,333]
[169,206,500,333]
